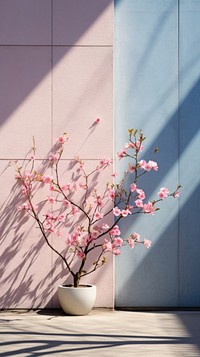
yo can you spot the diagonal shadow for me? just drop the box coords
[0,147,113,309]
[114,1,200,351]
[0,0,112,129]
[0,330,198,356]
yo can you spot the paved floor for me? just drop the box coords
[0,309,200,356]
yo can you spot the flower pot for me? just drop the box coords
[58,284,96,315]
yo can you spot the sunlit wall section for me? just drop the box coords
[0,0,114,309]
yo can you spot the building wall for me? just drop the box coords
[1,0,199,310]
[0,0,114,308]
[115,0,200,307]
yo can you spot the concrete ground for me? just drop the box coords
[0,309,200,356]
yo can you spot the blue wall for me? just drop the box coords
[115,0,200,307]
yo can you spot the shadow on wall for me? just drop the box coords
[0,0,112,128]
[0,134,113,309]
[115,74,200,307]
[0,0,113,308]
[0,177,66,308]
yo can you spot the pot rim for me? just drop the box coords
[58,284,96,289]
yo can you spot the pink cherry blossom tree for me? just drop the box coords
[15,128,180,287]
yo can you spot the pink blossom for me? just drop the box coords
[135,140,143,152]
[173,190,180,198]
[30,154,35,161]
[71,206,80,215]
[127,237,135,249]
[125,142,135,149]
[71,230,80,244]
[125,141,143,151]
[158,191,167,199]
[121,209,131,217]
[42,175,53,184]
[113,249,121,255]
[132,232,141,242]
[57,215,65,222]
[139,160,158,171]
[66,234,72,245]
[110,225,121,237]
[94,196,103,207]
[103,240,121,255]
[158,187,169,199]
[63,199,71,209]
[125,142,131,148]
[127,205,133,212]
[113,207,121,216]
[143,239,152,248]
[135,199,144,208]
[96,158,112,171]
[77,251,86,259]
[94,212,104,220]
[145,160,158,171]
[148,160,158,171]
[109,188,115,200]
[44,211,53,220]
[99,158,112,167]
[61,183,72,191]
[47,196,55,204]
[144,162,153,171]
[81,234,89,246]
[117,149,127,160]
[113,237,123,247]
[136,188,146,200]
[103,240,112,251]
[44,221,55,232]
[139,160,147,169]
[21,185,30,195]
[111,172,118,178]
[130,183,137,192]
[95,118,101,124]
[128,164,135,173]
[17,202,31,212]
[91,230,99,239]
[143,202,155,215]
[57,135,66,144]
[49,184,55,191]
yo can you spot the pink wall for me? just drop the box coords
[0,0,113,308]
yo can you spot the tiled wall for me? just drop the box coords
[0,0,114,308]
[115,0,200,307]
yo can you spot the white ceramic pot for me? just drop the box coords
[58,284,96,315]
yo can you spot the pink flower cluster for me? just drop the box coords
[113,207,132,217]
[96,158,112,171]
[126,232,141,249]
[139,159,158,171]
[117,139,144,160]
[103,225,123,255]
[158,187,169,199]
[43,211,65,235]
